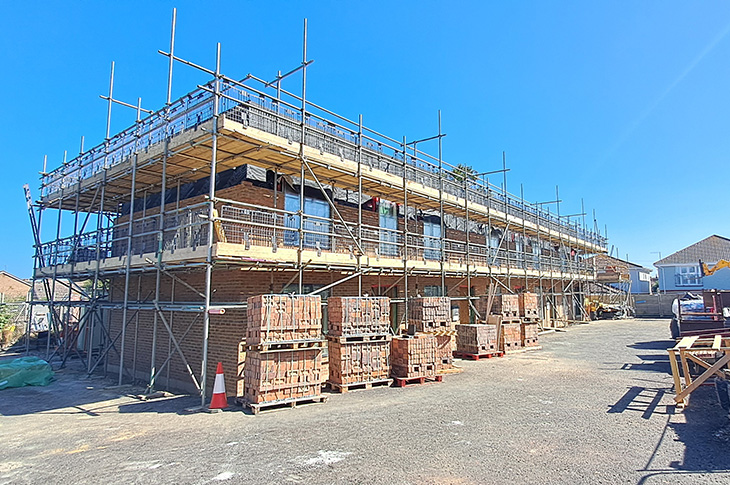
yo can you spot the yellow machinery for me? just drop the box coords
[700,259,730,277]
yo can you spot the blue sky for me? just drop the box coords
[1,1,729,278]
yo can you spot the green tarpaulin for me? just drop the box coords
[0,357,54,390]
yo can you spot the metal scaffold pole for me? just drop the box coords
[464,173,471,321]
[201,40,220,408]
[297,19,309,295]
[401,136,408,330]
[88,162,106,373]
[24,177,45,355]
[151,10,177,391]
[503,151,510,291]
[436,112,445,296]
[48,154,65,362]
[357,114,363,297]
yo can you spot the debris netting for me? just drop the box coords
[0,357,54,390]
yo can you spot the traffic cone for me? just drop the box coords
[208,362,228,411]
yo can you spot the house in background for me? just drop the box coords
[589,254,652,294]
[654,235,730,292]
[0,270,31,303]
[626,261,653,294]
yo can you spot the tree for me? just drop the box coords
[0,305,11,329]
[450,164,478,183]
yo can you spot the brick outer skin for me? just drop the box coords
[390,335,438,379]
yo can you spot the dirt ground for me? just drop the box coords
[1,318,729,484]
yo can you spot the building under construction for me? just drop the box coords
[26,16,607,405]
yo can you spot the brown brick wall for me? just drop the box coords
[105,269,494,396]
[0,273,30,301]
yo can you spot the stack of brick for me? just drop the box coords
[243,294,324,405]
[517,292,540,350]
[243,349,323,403]
[390,334,437,379]
[434,334,454,371]
[477,294,520,321]
[499,320,523,352]
[518,292,539,321]
[408,297,452,332]
[327,297,392,390]
[407,297,455,373]
[328,338,391,386]
[521,321,540,348]
[455,324,498,355]
[246,294,322,344]
[328,296,391,336]
[471,294,522,353]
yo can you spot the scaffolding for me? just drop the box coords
[25,11,608,406]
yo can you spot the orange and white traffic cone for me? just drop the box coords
[208,362,228,411]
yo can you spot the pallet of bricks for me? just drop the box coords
[454,323,502,360]
[518,292,541,351]
[242,294,327,414]
[408,296,457,374]
[327,296,392,393]
[390,297,451,386]
[477,294,522,354]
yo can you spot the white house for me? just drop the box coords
[654,235,730,292]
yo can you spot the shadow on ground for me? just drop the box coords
[628,340,676,351]
[637,386,730,484]
[622,340,674,375]
[0,366,203,417]
[608,337,730,482]
[608,385,674,419]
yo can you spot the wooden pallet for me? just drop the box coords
[245,340,325,352]
[327,378,393,393]
[244,395,328,415]
[453,350,504,361]
[326,334,392,344]
[523,345,543,352]
[392,375,443,387]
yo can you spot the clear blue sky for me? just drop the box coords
[1,1,729,278]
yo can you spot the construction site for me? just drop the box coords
[4,7,730,484]
[21,14,611,409]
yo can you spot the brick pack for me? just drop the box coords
[390,334,437,379]
[327,296,391,336]
[521,322,540,348]
[246,294,322,344]
[328,339,391,385]
[455,324,498,355]
[243,293,325,406]
[477,294,519,318]
[435,334,454,372]
[518,292,539,319]
[497,322,522,352]
[408,297,452,332]
[243,349,323,404]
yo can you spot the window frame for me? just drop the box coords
[283,190,332,250]
[676,265,702,287]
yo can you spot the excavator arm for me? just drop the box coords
[700,259,730,276]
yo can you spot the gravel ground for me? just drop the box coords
[1,318,729,484]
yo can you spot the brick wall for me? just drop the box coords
[0,273,30,301]
[105,269,498,396]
